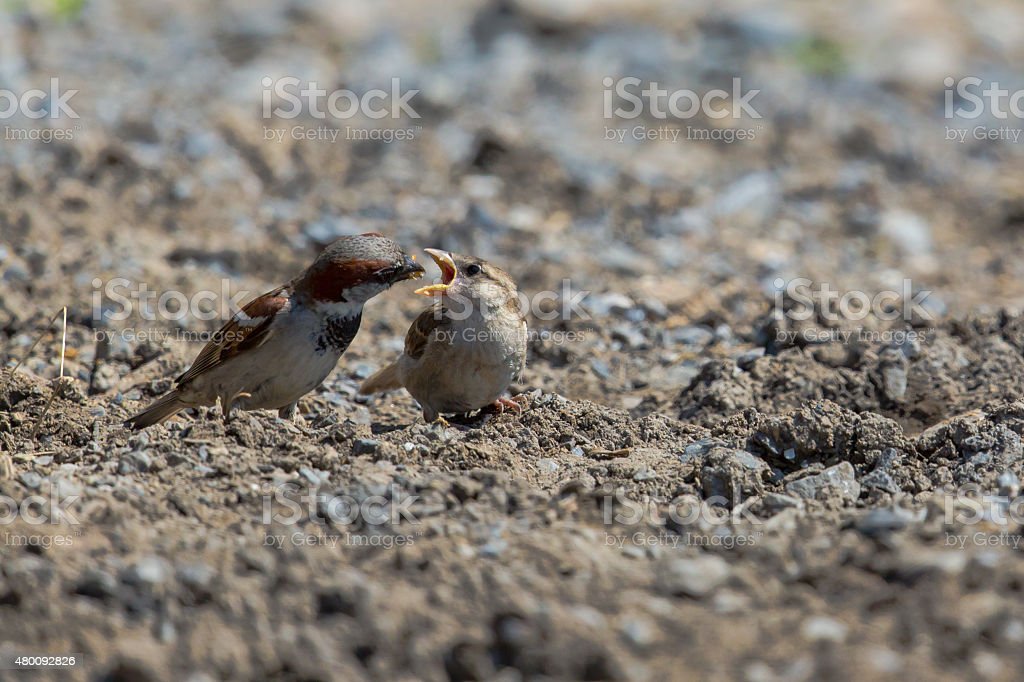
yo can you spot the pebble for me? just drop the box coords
[353,439,381,456]
[123,556,171,586]
[178,562,215,599]
[785,462,860,502]
[659,555,731,598]
[118,451,152,475]
[536,458,559,474]
[590,358,612,380]
[620,617,656,648]
[860,469,900,494]
[585,292,635,318]
[668,326,714,347]
[74,569,118,600]
[299,467,323,485]
[801,616,848,643]
[880,209,932,254]
[611,325,648,350]
[761,493,802,513]
[18,471,43,490]
[998,471,1020,499]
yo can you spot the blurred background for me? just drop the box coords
[3,0,1024,317]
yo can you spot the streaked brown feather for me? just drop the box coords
[176,285,290,386]
[404,303,451,360]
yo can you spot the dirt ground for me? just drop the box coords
[4,0,1024,680]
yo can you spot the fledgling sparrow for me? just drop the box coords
[125,233,424,429]
[359,248,527,423]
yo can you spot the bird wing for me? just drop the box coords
[176,285,291,387]
[404,303,451,360]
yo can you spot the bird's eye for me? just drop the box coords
[465,264,482,276]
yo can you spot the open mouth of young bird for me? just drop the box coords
[414,249,457,296]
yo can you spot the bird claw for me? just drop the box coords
[491,396,525,417]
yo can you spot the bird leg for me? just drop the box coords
[221,390,252,424]
[278,401,301,422]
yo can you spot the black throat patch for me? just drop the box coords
[317,313,362,354]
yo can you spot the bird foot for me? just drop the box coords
[490,396,525,416]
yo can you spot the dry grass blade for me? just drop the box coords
[2,306,68,391]
[1,307,72,443]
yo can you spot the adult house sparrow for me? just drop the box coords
[125,233,424,429]
[359,249,528,423]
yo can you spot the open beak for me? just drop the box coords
[392,254,425,283]
[414,248,457,296]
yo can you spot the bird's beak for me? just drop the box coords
[394,254,425,282]
[414,248,457,296]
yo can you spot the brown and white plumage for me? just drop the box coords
[126,233,424,429]
[360,249,527,422]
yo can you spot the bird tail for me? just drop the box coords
[358,362,403,395]
[125,391,187,429]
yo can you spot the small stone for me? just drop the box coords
[123,556,171,586]
[881,364,908,402]
[353,439,380,456]
[998,471,1020,499]
[761,493,802,513]
[801,616,848,643]
[611,325,648,349]
[585,292,634,318]
[641,298,669,320]
[18,471,43,490]
[620,617,656,647]
[536,458,559,474]
[785,462,860,502]
[118,451,152,474]
[590,358,612,380]
[669,326,714,347]
[633,466,656,481]
[74,569,118,600]
[178,563,216,602]
[480,538,507,558]
[861,469,900,494]
[855,507,923,535]
[299,467,322,485]
[735,348,765,368]
[658,555,731,598]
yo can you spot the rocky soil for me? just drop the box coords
[3,0,1024,680]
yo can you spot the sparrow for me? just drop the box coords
[125,233,424,429]
[359,248,527,423]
